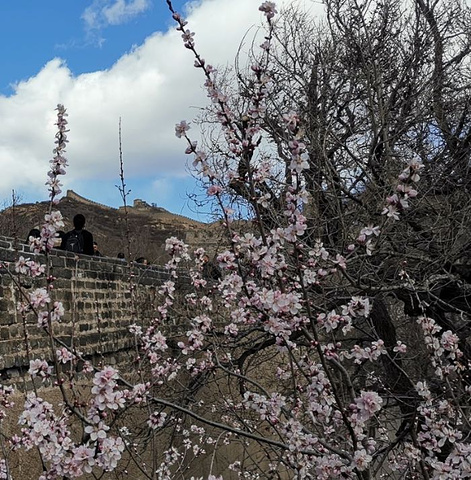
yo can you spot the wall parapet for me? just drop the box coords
[0,235,172,380]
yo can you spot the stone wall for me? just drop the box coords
[0,235,171,379]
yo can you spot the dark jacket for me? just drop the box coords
[61,229,94,256]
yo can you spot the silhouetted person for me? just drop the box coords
[117,252,126,261]
[202,254,221,281]
[26,228,40,244]
[93,241,103,257]
[61,214,94,255]
[135,257,148,265]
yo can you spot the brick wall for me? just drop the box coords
[0,236,172,378]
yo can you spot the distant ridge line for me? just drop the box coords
[65,190,117,211]
[65,190,208,225]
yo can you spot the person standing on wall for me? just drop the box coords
[61,214,94,256]
[93,241,104,257]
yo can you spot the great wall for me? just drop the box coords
[0,190,223,266]
[0,236,173,382]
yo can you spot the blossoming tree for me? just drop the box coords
[1,0,471,479]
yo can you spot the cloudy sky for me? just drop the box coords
[0,0,321,221]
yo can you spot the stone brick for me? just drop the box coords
[54,268,73,279]
[0,250,17,262]
[56,336,73,347]
[0,299,13,318]
[0,240,11,249]
[50,255,66,268]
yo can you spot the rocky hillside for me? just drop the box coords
[0,190,224,265]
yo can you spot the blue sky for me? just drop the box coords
[0,0,189,95]
[0,0,276,221]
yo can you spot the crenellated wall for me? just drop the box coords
[0,235,172,379]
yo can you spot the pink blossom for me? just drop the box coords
[224,323,238,336]
[147,411,168,429]
[130,383,149,404]
[145,331,168,352]
[15,256,30,275]
[57,347,75,364]
[207,185,223,196]
[317,311,342,333]
[175,120,190,138]
[333,254,347,269]
[343,296,370,318]
[26,260,46,277]
[360,225,380,237]
[28,359,52,379]
[217,250,236,267]
[84,421,109,441]
[51,301,65,321]
[44,210,64,229]
[353,449,372,471]
[171,12,187,25]
[243,391,286,423]
[0,459,7,479]
[353,391,383,422]
[192,150,207,166]
[96,436,125,471]
[71,445,95,474]
[28,236,43,254]
[343,340,385,364]
[441,330,459,351]
[36,311,49,327]
[29,288,50,309]
[289,153,309,173]
[365,239,375,255]
[312,240,329,260]
[397,183,418,197]
[185,140,197,154]
[393,341,407,353]
[257,193,271,208]
[181,29,195,48]
[82,361,94,373]
[165,237,189,256]
[47,105,69,201]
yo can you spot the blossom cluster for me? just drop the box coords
[15,256,45,277]
[417,316,463,377]
[165,236,191,273]
[355,224,381,255]
[25,106,68,255]
[243,391,286,423]
[15,389,126,478]
[382,157,423,220]
[259,1,277,20]
[46,104,69,201]
[0,384,14,421]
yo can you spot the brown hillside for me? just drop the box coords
[0,190,224,265]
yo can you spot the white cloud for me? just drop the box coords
[0,0,321,211]
[103,0,151,25]
[83,0,152,30]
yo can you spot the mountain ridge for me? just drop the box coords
[0,190,222,264]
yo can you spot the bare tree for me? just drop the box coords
[176,0,471,476]
[204,0,471,380]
